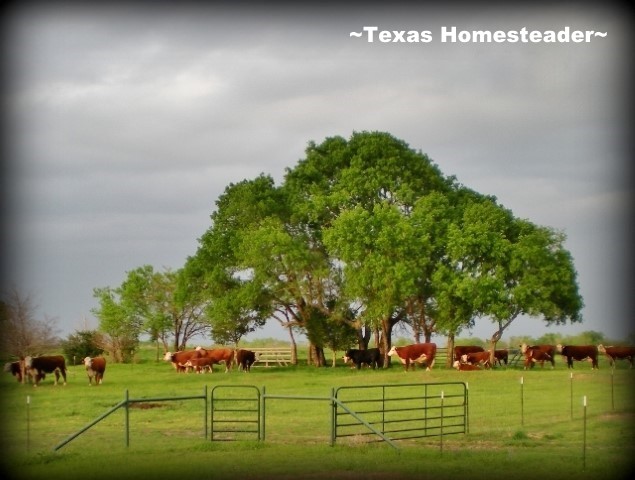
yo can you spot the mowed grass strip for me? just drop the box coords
[1,346,634,480]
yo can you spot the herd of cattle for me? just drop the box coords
[344,343,635,372]
[4,343,634,386]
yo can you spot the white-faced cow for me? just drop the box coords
[194,347,235,373]
[557,344,598,369]
[4,361,23,382]
[23,355,67,386]
[184,356,214,373]
[387,343,437,371]
[523,348,553,370]
[460,351,492,369]
[84,357,106,385]
[453,345,484,362]
[597,344,635,368]
[453,360,482,371]
[163,350,199,372]
[343,348,381,370]
[520,344,556,369]
[235,349,259,372]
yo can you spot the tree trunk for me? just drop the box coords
[288,328,298,365]
[446,332,456,368]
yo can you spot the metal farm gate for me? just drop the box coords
[210,382,468,448]
[334,382,468,443]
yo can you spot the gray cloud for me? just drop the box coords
[3,3,631,340]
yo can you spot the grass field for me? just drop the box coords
[1,345,634,480]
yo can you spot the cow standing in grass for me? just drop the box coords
[597,345,635,368]
[84,357,106,385]
[23,355,67,386]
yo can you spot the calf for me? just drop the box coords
[4,361,23,382]
[84,357,106,385]
[343,348,381,370]
[235,349,259,372]
[597,344,635,368]
[453,345,484,362]
[453,360,482,371]
[184,356,215,373]
[163,350,199,372]
[460,351,492,369]
[520,344,556,368]
[387,343,436,371]
[523,349,553,370]
[23,355,67,386]
[557,344,598,369]
[194,347,235,373]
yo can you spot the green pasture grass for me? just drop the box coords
[1,346,634,480]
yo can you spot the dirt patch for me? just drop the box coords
[128,402,165,409]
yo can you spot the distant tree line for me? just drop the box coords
[83,132,584,365]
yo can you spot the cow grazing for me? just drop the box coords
[597,344,635,368]
[523,349,553,370]
[453,360,482,371]
[343,348,381,370]
[23,355,67,386]
[520,344,556,368]
[557,344,598,369]
[387,343,437,371]
[194,347,235,373]
[236,349,259,372]
[84,357,106,385]
[453,345,484,362]
[4,361,23,382]
[460,351,492,369]
[163,350,199,372]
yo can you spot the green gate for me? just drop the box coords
[210,385,261,441]
[334,382,468,443]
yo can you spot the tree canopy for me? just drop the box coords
[91,131,584,365]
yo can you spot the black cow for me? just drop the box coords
[343,348,381,370]
[236,349,259,372]
[23,355,67,386]
[3,361,23,382]
[557,344,598,369]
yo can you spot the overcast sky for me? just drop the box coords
[2,3,632,344]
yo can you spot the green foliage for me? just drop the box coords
[60,330,103,363]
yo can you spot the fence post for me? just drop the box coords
[582,395,587,470]
[520,376,524,427]
[330,387,335,447]
[440,390,444,454]
[261,385,266,442]
[570,372,574,420]
[26,395,30,453]
[125,389,130,447]
[203,385,208,440]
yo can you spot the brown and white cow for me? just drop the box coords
[23,355,67,386]
[453,360,482,371]
[84,357,106,385]
[557,344,598,369]
[4,361,23,382]
[194,347,235,373]
[597,345,635,368]
[523,348,553,370]
[235,349,259,372]
[387,343,436,371]
[453,345,484,362]
[184,356,215,373]
[163,350,199,372]
[520,344,556,368]
[460,351,492,369]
